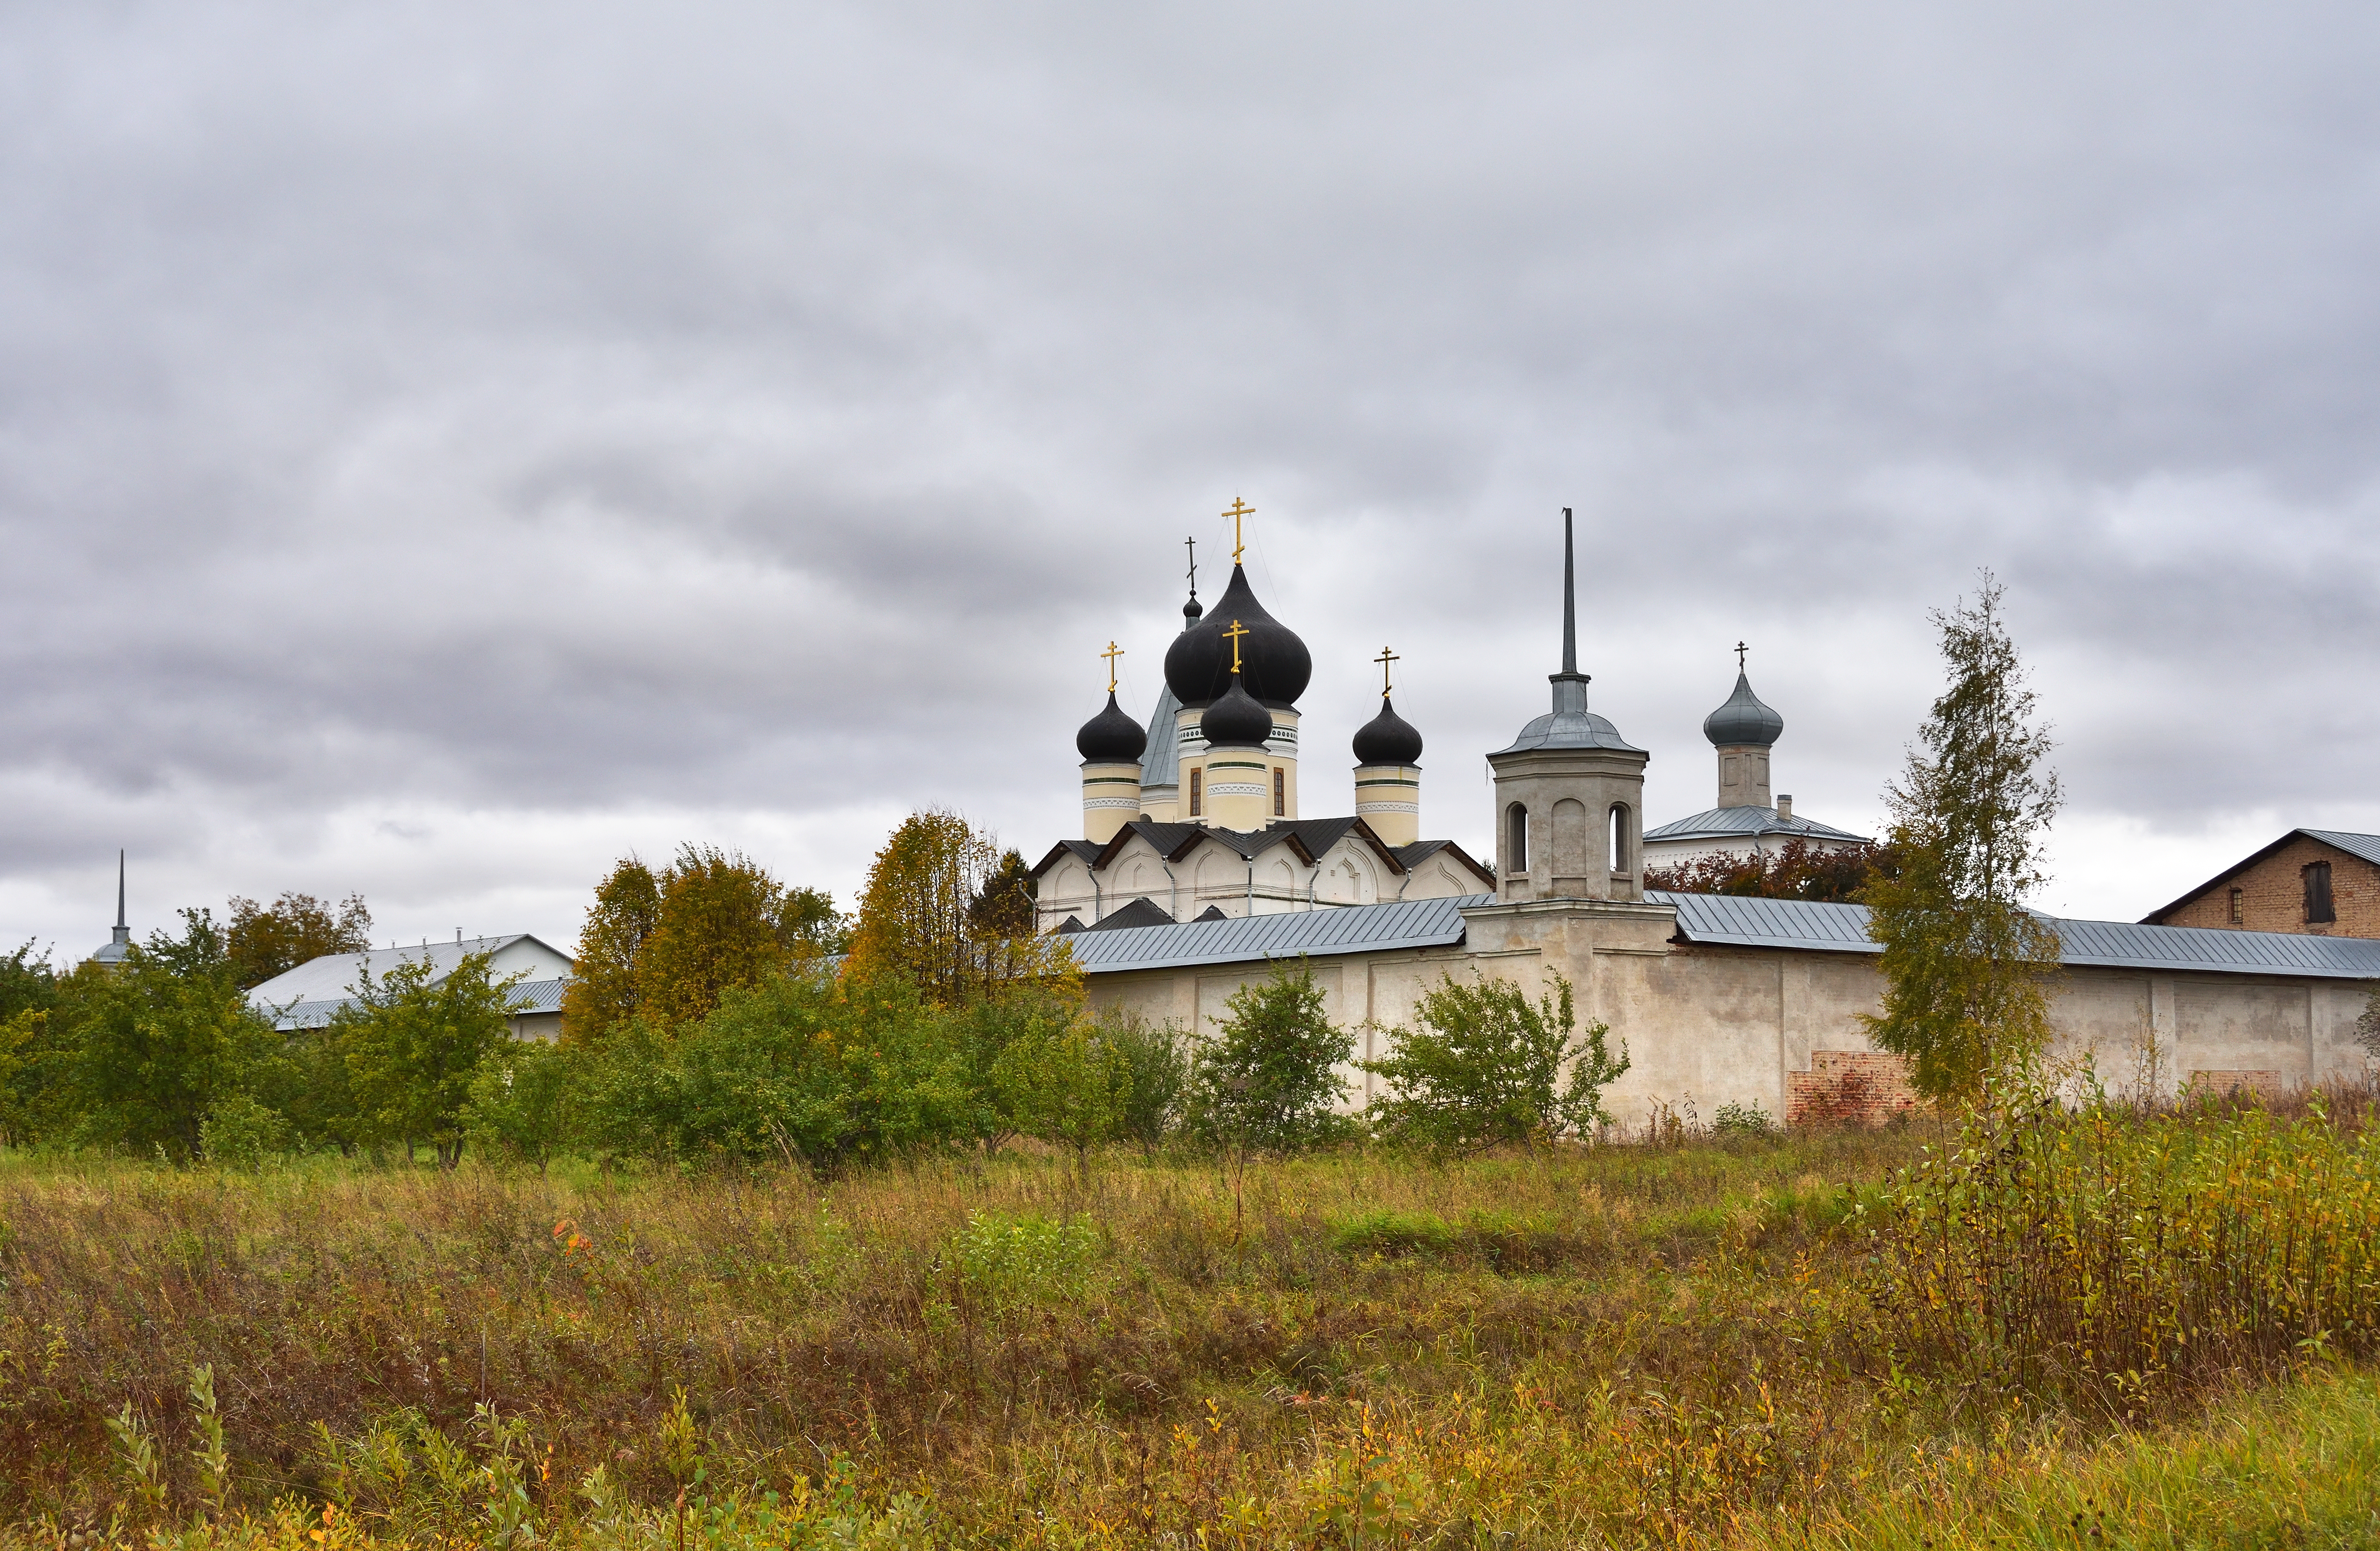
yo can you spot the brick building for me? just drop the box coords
[2141,828,2380,938]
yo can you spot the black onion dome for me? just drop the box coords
[1702,671,1785,747]
[1162,565,1312,709]
[1200,673,1273,747]
[1183,593,1204,628]
[1352,696,1424,765]
[1076,692,1148,762]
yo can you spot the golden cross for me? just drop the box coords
[1223,497,1254,563]
[1375,645,1399,699]
[1222,618,1249,675]
[1102,640,1124,694]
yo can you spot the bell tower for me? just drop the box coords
[1485,510,1649,902]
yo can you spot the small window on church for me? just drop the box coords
[2228,887,2244,925]
[2305,861,2335,924]
[1273,768,1285,817]
[1189,769,1202,818]
[1506,804,1528,874]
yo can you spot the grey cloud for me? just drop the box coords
[6,1,2380,947]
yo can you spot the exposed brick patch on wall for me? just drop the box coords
[2183,1069,2287,1104]
[1787,1050,1922,1128]
[2154,835,2380,939]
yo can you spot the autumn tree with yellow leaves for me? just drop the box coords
[846,811,1070,1007]
[560,847,849,1042]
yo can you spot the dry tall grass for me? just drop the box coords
[5,1095,2378,1548]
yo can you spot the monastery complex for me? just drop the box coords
[1033,507,2380,1129]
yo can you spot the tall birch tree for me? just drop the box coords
[1864,573,2063,1100]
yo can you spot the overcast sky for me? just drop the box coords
[6,2,2379,960]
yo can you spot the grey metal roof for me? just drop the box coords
[511,977,568,1014]
[1065,893,1493,976]
[1492,676,1645,756]
[1139,683,1183,788]
[1702,671,1784,747]
[2304,829,2380,869]
[247,934,574,1014]
[1653,892,1884,952]
[1053,883,2380,983]
[263,975,571,1031]
[1653,891,2380,978]
[1643,806,1873,845]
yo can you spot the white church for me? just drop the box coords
[1031,510,1861,932]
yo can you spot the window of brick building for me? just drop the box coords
[2228,887,2244,925]
[1188,769,1202,818]
[1273,768,1285,817]
[2304,861,2335,924]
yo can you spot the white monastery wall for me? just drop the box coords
[1083,902,2375,1132]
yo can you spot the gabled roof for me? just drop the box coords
[263,976,571,1031]
[1391,838,1498,888]
[1064,894,1494,976]
[1643,806,1872,845]
[2140,829,2380,924]
[1032,817,1439,880]
[1653,891,2380,978]
[246,934,573,1013]
[1087,897,1175,931]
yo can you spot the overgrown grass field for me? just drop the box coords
[6,1099,2380,1548]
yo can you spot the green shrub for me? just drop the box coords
[198,1093,293,1171]
[1712,1100,1775,1138]
[463,1039,579,1171]
[576,971,975,1171]
[1184,959,1353,1156]
[1101,1013,1187,1150]
[950,1210,1100,1309]
[1363,971,1627,1151]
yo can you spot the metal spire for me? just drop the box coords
[1560,507,1578,676]
[111,850,129,949]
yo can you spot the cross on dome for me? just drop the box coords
[1222,618,1249,674]
[1223,497,1254,563]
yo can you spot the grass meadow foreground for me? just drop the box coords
[5,1101,2380,1549]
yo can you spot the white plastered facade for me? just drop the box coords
[1035,824,1489,933]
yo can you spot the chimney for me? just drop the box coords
[1776,794,1793,821]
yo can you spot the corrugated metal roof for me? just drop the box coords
[2301,829,2380,869]
[2050,917,2380,977]
[1653,891,2380,979]
[1063,883,2380,983]
[1065,893,1493,975]
[264,975,570,1031]
[1652,892,1884,952]
[248,935,575,1018]
[1643,806,1872,844]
